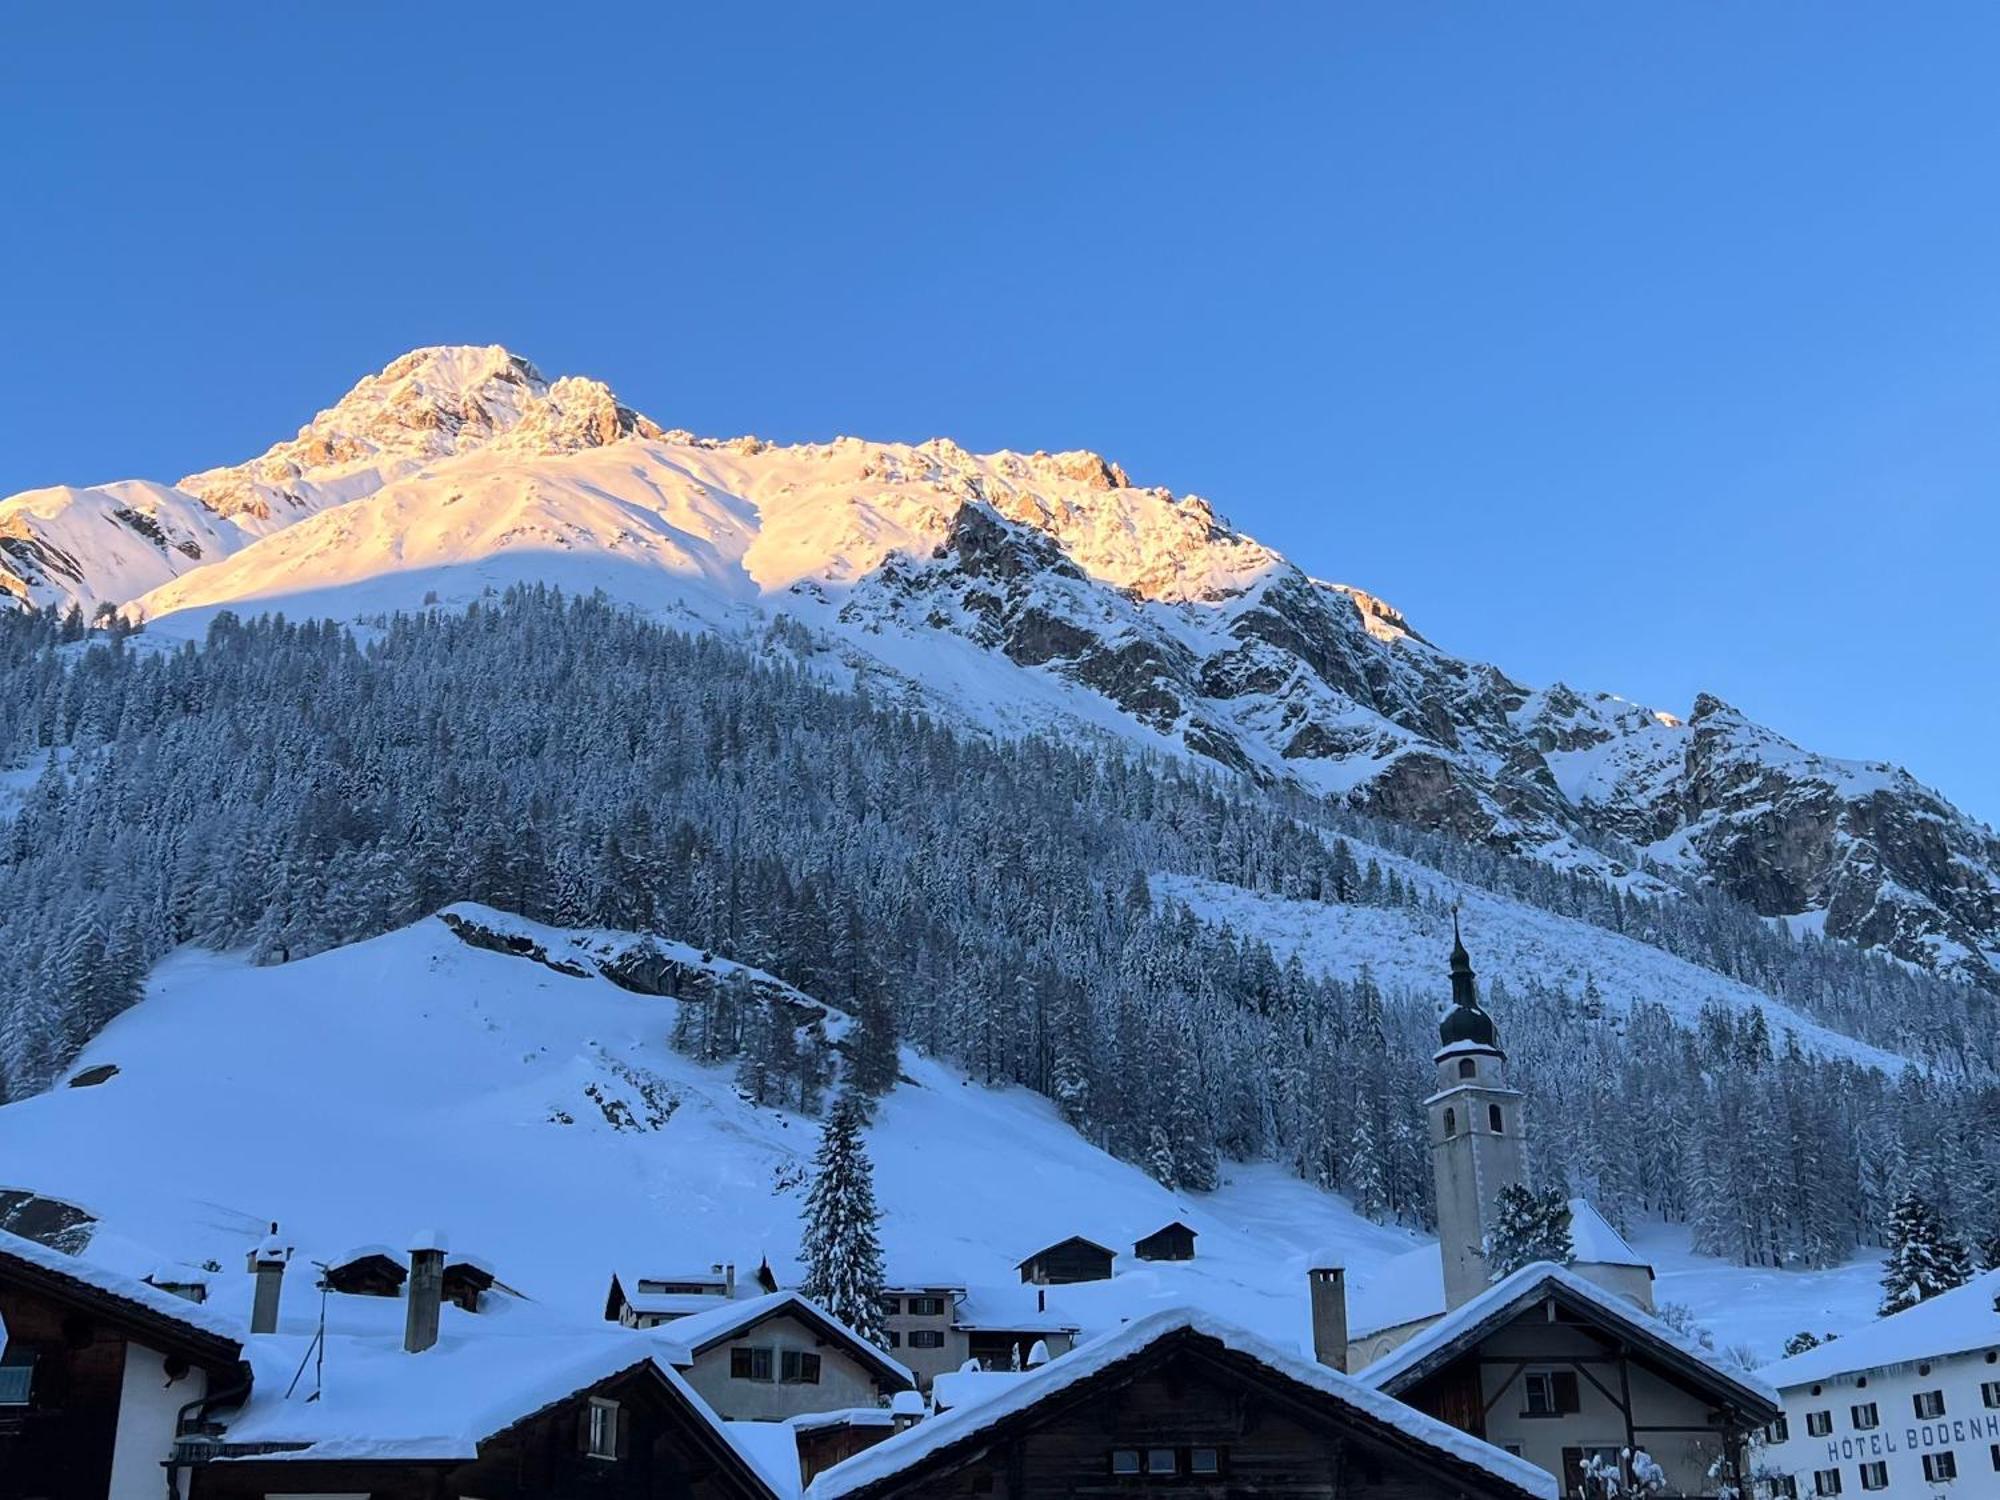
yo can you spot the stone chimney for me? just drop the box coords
[890,1390,925,1431]
[1308,1260,1348,1373]
[723,1262,736,1298]
[405,1231,447,1354]
[250,1224,288,1335]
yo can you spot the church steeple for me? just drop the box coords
[1426,916,1525,1309]
[1438,909,1499,1052]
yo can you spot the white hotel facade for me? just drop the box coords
[1753,1270,2000,1500]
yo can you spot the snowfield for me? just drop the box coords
[0,907,1886,1363]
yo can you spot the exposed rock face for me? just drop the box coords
[6,345,1997,991]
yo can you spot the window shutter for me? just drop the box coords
[614,1402,630,1459]
[1554,1372,1581,1414]
[577,1405,594,1453]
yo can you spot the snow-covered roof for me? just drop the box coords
[726,1418,807,1499]
[0,1226,243,1351]
[1349,1243,1446,1337]
[1014,1234,1117,1267]
[656,1290,916,1390]
[804,1307,1555,1500]
[1566,1200,1648,1270]
[1756,1269,2000,1388]
[1357,1262,1778,1415]
[930,1367,1027,1413]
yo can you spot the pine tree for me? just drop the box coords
[1879,1189,1973,1314]
[1485,1184,1574,1280]
[798,1091,887,1343]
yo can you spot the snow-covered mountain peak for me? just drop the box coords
[174,344,662,525]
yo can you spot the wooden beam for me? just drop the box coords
[1480,1362,1531,1417]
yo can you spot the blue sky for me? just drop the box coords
[4,4,1995,823]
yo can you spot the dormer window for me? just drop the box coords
[1458,1058,1476,1079]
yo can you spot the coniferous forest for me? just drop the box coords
[0,591,1994,1269]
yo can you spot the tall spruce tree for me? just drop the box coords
[1484,1184,1574,1280]
[1878,1189,1973,1314]
[798,1091,888,1342]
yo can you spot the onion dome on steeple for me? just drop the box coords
[1438,910,1499,1051]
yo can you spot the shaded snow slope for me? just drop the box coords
[0,908,1881,1362]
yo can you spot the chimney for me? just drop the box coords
[1308,1261,1349,1373]
[724,1262,736,1298]
[890,1390,925,1431]
[405,1231,447,1354]
[250,1224,289,1335]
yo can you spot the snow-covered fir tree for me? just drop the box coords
[798,1090,887,1342]
[1484,1183,1574,1279]
[1878,1189,1974,1314]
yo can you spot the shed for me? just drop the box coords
[322,1246,407,1297]
[1133,1220,1197,1262]
[1015,1236,1115,1286]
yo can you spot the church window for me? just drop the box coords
[1458,1058,1476,1079]
[1443,1108,1456,1137]
[1489,1104,1505,1133]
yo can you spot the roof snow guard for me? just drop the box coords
[1357,1261,1778,1419]
[804,1307,1555,1500]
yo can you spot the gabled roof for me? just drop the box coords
[1565,1200,1648,1270]
[1134,1219,1198,1242]
[1013,1235,1115,1268]
[1357,1261,1778,1419]
[0,1225,242,1367]
[805,1308,1553,1500]
[1756,1268,2000,1388]
[657,1290,915,1391]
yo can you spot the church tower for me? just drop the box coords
[1427,915,1525,1310]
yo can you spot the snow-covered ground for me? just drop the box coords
[0,908,1886,1362]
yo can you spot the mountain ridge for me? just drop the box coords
[2,344,1994,989]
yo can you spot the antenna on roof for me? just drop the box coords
[284,1262,332,1403]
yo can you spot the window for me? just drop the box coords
[1489,1103,1505,1133]
[1524,1370,1581,1416]
[1922,1451,1956,1483]
[881,1295,901,1315]
[1765,1415,1791,1443]
[0,1361,32,1406]
[1811,1470,1841,1496]
[1110,1450,1140,1476]
[729,1347,773,1382]
[1858,1461,1887,1491]
[1850,1402,1878,1430]
[1806,1411,1833,1437]
[1458,1058,1476,1079]
[907,1296,947,1317]
[1991,1443,2000,1471]
[1444,1107,1457,1137]
[886,1330,901,1347]
[1145,1449,1177,1476]
[908,1329,945,1349]
[585,1397,619,1461]
[1769,1478,1798,1499]
[1982,1380,2000,1408]
[781,1350,822,1384]
[1189,1448,1221,1476]
[1913,1390,1946,1419]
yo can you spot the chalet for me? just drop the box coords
[657,1290,916,1422]
[606,1260,777,1329]
[0,1226,245,1500]
[1356,1262,1781,1500]
[1014,1236,1114,1286]
[801,1307,1556,1500]
[1133,1219,1198,1262]
[878,1281,1078,1389]
[1752,1268,2000,1500]
[183,1346,778,1500]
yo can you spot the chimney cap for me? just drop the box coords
[408,1228,451,1254]
[890,1390,925,1416]
[1308,1250,1345,1274]
[253,1223,290,1263]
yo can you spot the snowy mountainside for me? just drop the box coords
[0,906,1875,1360]
[4,344,1997,989]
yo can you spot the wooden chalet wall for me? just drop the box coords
[0,1278,130,1500]
[1018,1239,1113,1285]
[190,1363,770,1500]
